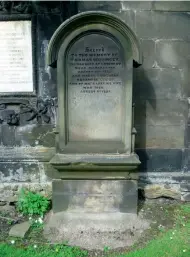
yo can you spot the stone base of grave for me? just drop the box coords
[43,211,150,250]
[51,179,138,214]
[43,179,149,250]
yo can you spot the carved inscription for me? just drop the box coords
[68,46,122,94]
[0,21,33,93]
[67,34,125,141]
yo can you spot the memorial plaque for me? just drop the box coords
[0,21,33,93]
[67,34,125,141]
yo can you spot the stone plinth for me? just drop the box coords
[52,179,138,214]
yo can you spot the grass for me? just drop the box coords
[0,244,88,257]
[0,204,189,257]
[117,204,190,257]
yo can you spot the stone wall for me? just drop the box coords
[77,1,190,201]
[0,1,190,204]
[0,1,77,204]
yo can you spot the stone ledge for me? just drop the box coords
[121,1,190,12]
[0,147,55,162]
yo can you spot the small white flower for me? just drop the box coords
[38,217,43,224]
[183,249,187,252]
[34,245,37,248]
[183,224,186,227]
[35,220,38,223]
[172,232,175,235]
[11,240,15,244]
[29,217,32,220]
[170,237,173,240]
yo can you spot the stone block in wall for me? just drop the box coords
[140,39,156,68]
[0,162,40,183]
[134,99,188,127]
[133,68,182,100]
[135,124,185,148]
[121,1,152,11]
[182,149,190,172]
[136,11,190,39]
[136,149,182,172]
[78,1,121,12]
[152,1,190,12]
[156,40,190,68]
[52,180,138,214]
[110,10,135,31]
[16,125,55,147]
[180,68,190,98]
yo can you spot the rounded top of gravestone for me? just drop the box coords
[47,11,142,68]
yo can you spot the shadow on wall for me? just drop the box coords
[133,66,157,208]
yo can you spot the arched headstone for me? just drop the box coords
[47,11,142,215]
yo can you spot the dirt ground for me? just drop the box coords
[0,199,185,256]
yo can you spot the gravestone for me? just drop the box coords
[45,11,143,246]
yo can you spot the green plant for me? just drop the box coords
[103,246,110,252]
[6,219,12,225]
[17,189,50,216]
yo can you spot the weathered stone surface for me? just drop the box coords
[121,1,152,11]
[182,149,190,172]
[152,1,190,11]
[110,10,135,31]
[44,211,150,250]
[0,162,40,183]
[1,126,16,146]
[156,40,190,68]
[180,68,190,98]
[140,39,156,68]
[9,221,31,238]
[134,99,188,126]
[181,192,190,201]
[136,149,182,172]
[143,184,181,200]
[38,67,57,98]
[136,11,190,39]
[78,1,121,12]
[138,172,185,185]
[0,182,52,202]
[0,201,6,206]
[0,147,55,162]
[32,1,61,14]
[133,68,182,101]
[135,124,185,148]
[16,125,55,147]
[37,14,62,69]
[180,183,190,192]
[52,180,138,214]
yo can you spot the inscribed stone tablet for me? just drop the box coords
[0,21,33,93]
[67,33,125,141]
